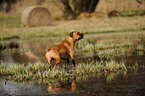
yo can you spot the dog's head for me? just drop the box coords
[69,31,84,41]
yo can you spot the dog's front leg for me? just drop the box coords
[72,59,75,67]
[70,49,75,68]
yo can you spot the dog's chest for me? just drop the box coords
[58,48,70,59]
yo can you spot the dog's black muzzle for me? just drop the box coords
[78,33,84,40]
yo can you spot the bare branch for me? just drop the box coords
[136,0,144,4]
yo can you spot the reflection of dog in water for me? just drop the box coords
[46,31,84,70]
[47,79,76,94]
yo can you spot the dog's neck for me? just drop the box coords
[61,36,76,46]
[67,36,77,44]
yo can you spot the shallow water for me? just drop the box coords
[0,66,144,96]
[0,39,145,96]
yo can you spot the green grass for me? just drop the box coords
[76,35,145,58]
[120,10,145,14]
[0,15,22,29]
[0,15,145,40]
[0,60,127,82]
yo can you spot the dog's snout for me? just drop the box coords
[81,33,84,36]
[78,33,84,40]
[80,33,84,38]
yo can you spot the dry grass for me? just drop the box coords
[0,60,127,82]
[2,0,144,16]
[0,0,144,40]
[0,15,145,40]
[76,32,145,59]
[96,0,145,13]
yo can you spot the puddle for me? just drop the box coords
[0,39,52,64]
[0,40,93,64]
[0,39,145,96]
[0,65,144,96]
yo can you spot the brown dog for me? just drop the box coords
[45,31,84,70]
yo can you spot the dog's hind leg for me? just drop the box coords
[51,50,61,69]
[49,64,53,70]
[46,49,61,70]
[54,57,61,68]
[47,57,53,70]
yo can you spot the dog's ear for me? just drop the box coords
[70,32,73,37]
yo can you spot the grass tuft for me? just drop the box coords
[0,60,127,82]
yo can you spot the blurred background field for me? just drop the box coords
[0,0,145,40]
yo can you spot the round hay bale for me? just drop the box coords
[22,6,53,27]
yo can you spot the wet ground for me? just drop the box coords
[0,39,145,96]
[0,64,144,96]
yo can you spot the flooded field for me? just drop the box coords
[0,34,145,96]
[0,67,145,96]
